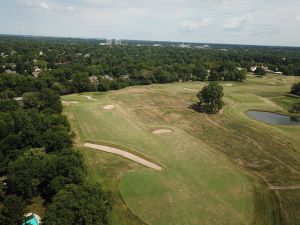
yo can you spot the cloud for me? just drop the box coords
[179,18,211,32]
[200,18,212,26]
[5,0,300,46]
[25,0,50,11]
[66,6,75,11]
[223,14,252,31]
[179,21,199,32]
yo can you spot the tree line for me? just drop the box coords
[1,36,300,95]
[0,86,112,224]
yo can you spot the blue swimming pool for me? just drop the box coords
[22,215,39,225]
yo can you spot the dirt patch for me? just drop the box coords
[152,129,172,134]
[103,105,115,110]
[84,95,97,101]
[84,143,162,171]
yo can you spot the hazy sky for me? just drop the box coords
[1,0,300,46]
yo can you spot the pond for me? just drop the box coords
[247,111,300,126]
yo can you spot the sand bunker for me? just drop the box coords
[184,88,198,92]
[103,105,115,110]
[225,83,233,87]
[267,82,276,85]
[84,143,162,171]
[152,129,172,134]
[61,100,79,104]
[84,95,97,101]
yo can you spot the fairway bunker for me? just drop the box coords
[183,88,198,92]
[152,129,172,134]
[84,95,97,101]
[84,143,162,170]
[225,83,233,87]
[61,100,79,104]
[103,105,115,110]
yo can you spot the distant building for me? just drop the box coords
[121,75,129,79]
[114,39,122,45]
[5,69,16,74]
[194,44,210,49]
[251,65,269,72]
[32,66,41,78]
[89,75,99,85]
[103,75,114,81]
[14,97,23,102]
[250,66,257,72]
[106,39,122,45]
[106,39,112,45]
[274,71,283,75]
[179,43,190,48]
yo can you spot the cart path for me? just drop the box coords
[83,143,162,171]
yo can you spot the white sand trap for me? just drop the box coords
[61,100,79,104]
[84,95,97,101]
[184,88,198,92]
[267,82,276,85]
[84,143,162,171]
[152,129,172,134]
[225,83,233,87]
[103,105,115,110]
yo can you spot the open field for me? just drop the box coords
[62,74,300,225]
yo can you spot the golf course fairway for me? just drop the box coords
[62,74,300,225]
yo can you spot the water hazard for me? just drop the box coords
[247,111,300,125]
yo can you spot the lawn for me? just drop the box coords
[62,74,300,225]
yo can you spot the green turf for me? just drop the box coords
[62,74,300,225]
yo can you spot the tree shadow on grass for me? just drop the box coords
[188,103,207,113]
[189,103,204,112]
[188,103,218,114]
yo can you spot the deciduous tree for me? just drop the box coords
[197,82,224,113]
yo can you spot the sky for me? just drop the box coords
[0,0,300,46]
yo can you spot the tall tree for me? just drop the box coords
[0,195,26,225]
[254,67,266,77]
[193,65,208,81]
[197,82,224,113]
[43,184,112,225]
[7,149,50,200]
[291,82,300,96]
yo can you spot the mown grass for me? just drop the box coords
[62,74,300,225]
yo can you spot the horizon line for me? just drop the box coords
[0,33,300,48]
